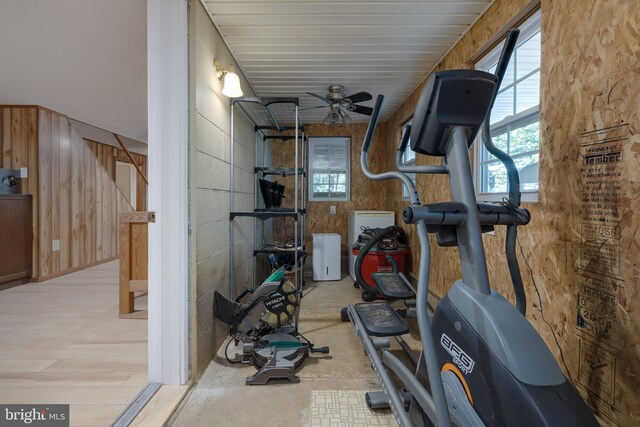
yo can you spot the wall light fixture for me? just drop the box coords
[214,60,243,98]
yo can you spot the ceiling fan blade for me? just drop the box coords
[299,105,328,110]
[343,91,372,104]
[350,104,374,116]
[306,92,331,104]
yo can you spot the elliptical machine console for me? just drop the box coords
[345,30,599,426]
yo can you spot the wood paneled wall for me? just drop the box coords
[0,105,132,280]
[377,0,640,424]
[1,107,39,270]
[85,139,147,211]
[271,122,391,254]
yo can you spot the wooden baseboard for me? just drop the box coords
[0,273,31,286]
[32,256,119,282]
[0,277,31,292]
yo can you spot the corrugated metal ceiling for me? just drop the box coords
[202,0,494,125]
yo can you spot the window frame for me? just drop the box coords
[308,136,351,202]
[473,10,541,203]
[399,120,417,200]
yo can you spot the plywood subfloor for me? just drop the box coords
[0,260,147,427]
[170,276,405,427]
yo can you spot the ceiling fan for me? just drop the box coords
[304,84,374,126]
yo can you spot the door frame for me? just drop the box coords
[147,0,189,385]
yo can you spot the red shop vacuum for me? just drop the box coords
[352,225,411,301]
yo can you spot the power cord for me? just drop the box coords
[516,237,575,385]
[497,197,530,223]
[497,197,575,385]
[297,330,330,354]
[224,337,242,364]
[297,330,312,346]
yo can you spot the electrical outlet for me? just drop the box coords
[330,205,336,215]
[52,240,60,251]
[20,167,28,178]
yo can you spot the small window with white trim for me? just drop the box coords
[399,121,416,200]
[474,11,541,203]
[308,137,350,201]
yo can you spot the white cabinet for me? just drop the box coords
[347,211,395,281]
[312,233,341,281]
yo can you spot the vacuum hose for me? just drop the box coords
[354,225,406,296]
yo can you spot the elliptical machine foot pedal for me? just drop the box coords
[371,272,415,299]
[354,302,409,336]
[365,389,411,411]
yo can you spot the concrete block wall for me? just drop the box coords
[189,0,258,378]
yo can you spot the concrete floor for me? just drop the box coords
[170,275,407,427]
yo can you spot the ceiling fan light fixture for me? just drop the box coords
[339,109,352,124]
[323,111,340,127]
[308,85,373,125]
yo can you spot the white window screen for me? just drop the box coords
[308,137,350,201]
[474,11,541,202]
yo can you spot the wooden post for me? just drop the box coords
[119,211,153,319]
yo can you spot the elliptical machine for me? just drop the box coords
[345,30,598,426]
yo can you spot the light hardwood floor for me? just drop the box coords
[0,261,147,427]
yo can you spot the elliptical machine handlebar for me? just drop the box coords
[480,29,528,316]
[398,123,411,153]
[362,94,384,154]
[482,29,522,207]
[396,125,449,174]
[491,29,520,108]
[360,95,422,205]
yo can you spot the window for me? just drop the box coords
[474,11,541,202]
[399,122,417,199]
[308,137,350,201]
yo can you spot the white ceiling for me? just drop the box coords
[0,0,147,143]
[69,119,148,156]
[202,0,494,125]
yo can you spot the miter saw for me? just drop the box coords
[214,268,329,385]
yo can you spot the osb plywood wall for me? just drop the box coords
[0,106,132,280]
[85,139,147,211]
[270,122,390,255]
[539,1,639,423]
[380,0,639,424]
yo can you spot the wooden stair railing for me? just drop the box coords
[119,211,154,319]
[114,134,149,185]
